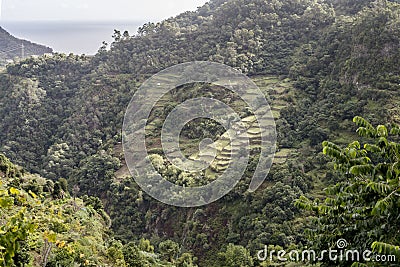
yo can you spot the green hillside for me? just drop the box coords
[0,0,399,266]
[0,27,52,65]
[0,154,197,266]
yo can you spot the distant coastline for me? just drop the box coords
[0,20,146,55]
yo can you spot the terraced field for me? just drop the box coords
[116,76,297,180]
[189,76,296,179]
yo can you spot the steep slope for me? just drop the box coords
[0,0,340,182]
[0,154,114,266]
[0,154,195,267]
[0,26,52,64]
[0,0,399,266]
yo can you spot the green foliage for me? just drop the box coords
[123,242,147,267]
[107,239,126,267]
[1,0,400,266]
[71,151,121,196]
[0,155,174,267]
[0,184,35,267]
[139,238,154,253]
[218,243,254,267]
[297,117,400,266]
[0,154,23,179]
[176,253,197,267]
[159,240,180,262]
[371,242,400,259]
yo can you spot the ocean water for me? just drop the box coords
[1,21,145,55]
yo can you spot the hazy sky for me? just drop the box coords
[0,0,209,21]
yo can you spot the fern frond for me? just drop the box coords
[366,181,391,195]
[349,164,374,176]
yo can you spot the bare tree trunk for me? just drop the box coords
[41,239,53,267]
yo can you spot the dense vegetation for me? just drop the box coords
[297,117,400,266]
[0,154,198,266]
[0,0,399,266]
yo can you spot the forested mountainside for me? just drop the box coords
[0,27,52,64]
[0,0,400,266]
